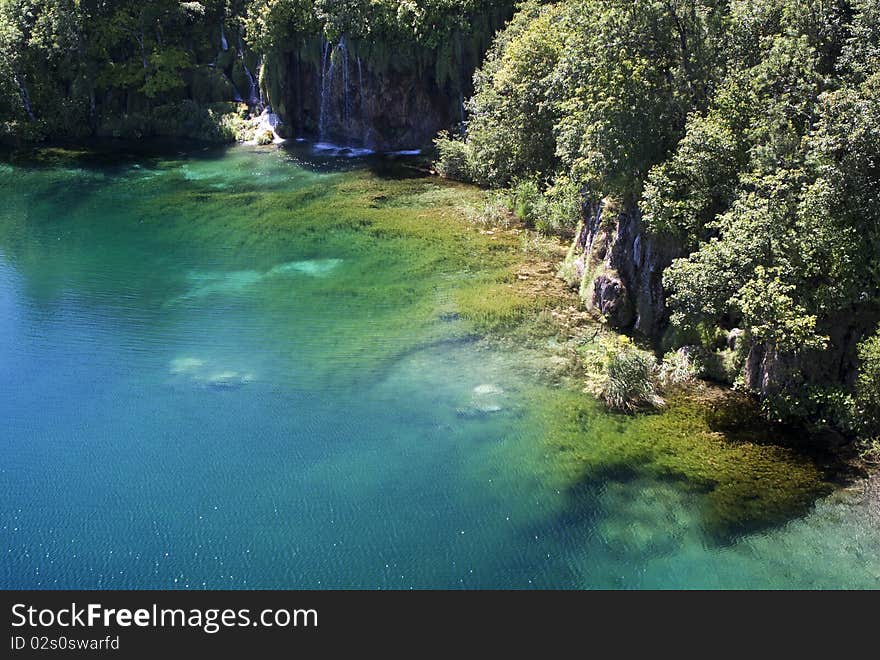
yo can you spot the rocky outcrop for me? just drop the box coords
[560,199,683,338]
[263,41,463,150]
[743,312,880,397]
[259,2,515,152]
[561,198,880,414]
[563,199,879,408]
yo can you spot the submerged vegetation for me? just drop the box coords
[533,387,833,538]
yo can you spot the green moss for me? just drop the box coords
[456,279,542,332]
[531,387,832,538]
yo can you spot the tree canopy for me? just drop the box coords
[438,0,880,433]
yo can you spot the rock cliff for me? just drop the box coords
[560,200,682,339]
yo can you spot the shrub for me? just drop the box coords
[534,178,582,236]
[434,131,473,181]
[465,192,514,228]
[855,329,880,434]
[601,347,663,412]
[658,349,700,388]
[509,179,543,224]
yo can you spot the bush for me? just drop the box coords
[601,347,663,412]
[465,192,515,228]
[658,349,700,388]
[506,177,582,236]
[762,385,857,431]
[855,329,880,434]
[434,131,473,181]
[535,178,582,236]
[509,179,542,224]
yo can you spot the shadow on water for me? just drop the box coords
[0,138,233,171]
[531,385,866,553]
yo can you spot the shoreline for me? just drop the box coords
[461,208,876,501]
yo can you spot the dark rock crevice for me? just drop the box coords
[560,199,683,339]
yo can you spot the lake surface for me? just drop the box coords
[2,144,879,589]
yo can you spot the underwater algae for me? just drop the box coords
[151,146,838,537]
[528,384,832,538]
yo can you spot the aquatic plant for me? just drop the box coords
[600,346,663,412]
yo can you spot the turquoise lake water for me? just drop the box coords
[2,144,879,589]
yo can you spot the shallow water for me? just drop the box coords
[1,144,879,589]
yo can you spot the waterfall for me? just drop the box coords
[238,33,260,107]
[252,107,284,145]
[220,23,228,51]
[357,56,367,146]
[318,40,334,142]
[258,56,267,107]
[13,72,35,122]
[340,37,351,135]
[319,37,367,147]
[226,73,244,103]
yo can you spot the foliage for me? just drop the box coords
[658,5,880,430]
[855,328,880,434]
[0,0,254,140]
[438,0,880,434]
[0,1,514,141]
[438,0,729,229]
[246,0,512,50]
[464,191,515,228]
[434,130,474,181]
[601,345,663,412]
[658,349,701,388]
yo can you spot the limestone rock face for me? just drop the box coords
[592,273,634,328]
[561,200,877,402]
[265,45,464,151]
[561,200,682,337]
[742,315,880,398]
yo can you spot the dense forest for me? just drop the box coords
[437,0,880,445]
[0,1,513,145]
[2,0,879,446]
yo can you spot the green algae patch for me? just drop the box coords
[531,386,832,538]
[455,279,545,332]
[0,144,546,390]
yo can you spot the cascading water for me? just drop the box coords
[357,56,367,147]
[238,33,260,107]
[228,75,244,103]
[252,107,284,144]
[318,40,334,142]
[220,23,228,51]
[340,37,351,134]
[258,56,267,107]
[14,73,35,122]
[318,36,367,149]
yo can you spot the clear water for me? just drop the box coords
[2,144,879,589]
